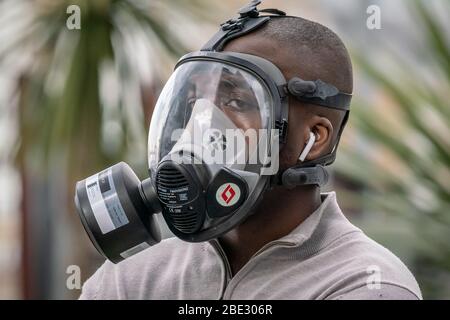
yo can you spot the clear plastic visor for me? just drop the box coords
[148,60,274,176]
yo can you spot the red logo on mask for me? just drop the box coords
[221,184,236,204]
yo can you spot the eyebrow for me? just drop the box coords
[221,71,250,88]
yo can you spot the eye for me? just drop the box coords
[187,97,196,108]
[225,98,256,112]
[227,99,243,109]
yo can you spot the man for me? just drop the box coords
[79,3,421,300]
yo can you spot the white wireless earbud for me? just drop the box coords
[298,132,316,162]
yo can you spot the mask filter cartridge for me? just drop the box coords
[74,162,162,263]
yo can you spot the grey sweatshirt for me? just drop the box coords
[79,192,422,300]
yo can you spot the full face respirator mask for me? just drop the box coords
[74,0,352,263]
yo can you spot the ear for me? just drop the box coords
[304,115,333,161]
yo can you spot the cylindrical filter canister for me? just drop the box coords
[75,162,161,263]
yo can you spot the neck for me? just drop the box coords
[218,185,322,275]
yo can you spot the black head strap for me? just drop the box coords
[201,0,352,174]
[201,0,285,52]
[281,165,329,188]
[287,77,351,111]
[201,0,352,111]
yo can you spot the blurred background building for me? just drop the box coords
[0,0,449,299]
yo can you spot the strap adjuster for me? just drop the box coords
[221,19,245,31]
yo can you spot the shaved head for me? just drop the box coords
[257,16,353,93]
[223,16,353,168]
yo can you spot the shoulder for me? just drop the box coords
[332,282,420,300]
[319,230,422,299]
[79,237,204,300]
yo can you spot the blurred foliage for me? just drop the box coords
[337,0,450,299]
[0,0,219,298]
[0,0,219,179]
